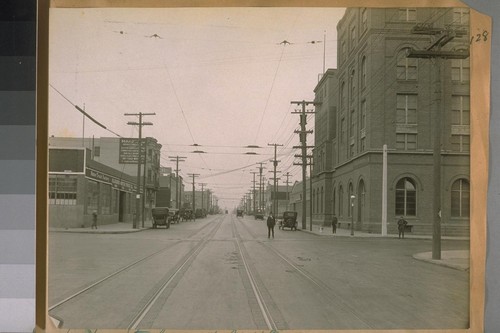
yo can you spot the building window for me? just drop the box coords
[341,41,346,63]
[453,8,469,24]
[49,175,77,205]
[340,118,346,143]
[86,180,99,214]
[360,100,366,130]
[361,8,368,32]
[395,177,417,216]
[398,8,417,22]
[361,56,367,90]
[451,58,470,83]
[350,25,356,50]
[350,69,356,104]
[397,48,417,80]
[451,95,470,152]
[396,133,417,150]
[396,94,417,124]
[94,146,100,157]
[100,183,111,214]
[340,81,346,110]
[451,179,470,217]
[350,109,356,138]
[360,137,366,152]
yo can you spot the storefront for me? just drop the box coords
[49,147,138,228]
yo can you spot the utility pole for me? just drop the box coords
[284,172,292,211]
[407,22,469,260]
[169,155,186,210]
[257,162,265,213]
[125,112,155,229]
[268,143,283,217]
[251,171,258,213]
[188,173,199,219]
[291,100,317,229]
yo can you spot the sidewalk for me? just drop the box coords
[49,221,153,234]
[299,225,470,271]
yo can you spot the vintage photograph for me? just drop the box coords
[46,4,475,330]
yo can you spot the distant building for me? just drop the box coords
[311,8,470,236]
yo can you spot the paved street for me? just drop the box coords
[48,213,470,330]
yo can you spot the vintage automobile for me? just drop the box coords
[254,210,264,220]
[168,208,180,224]
[236,209,244,217]
[152,207,170,229]
[279,211,298,231]
[180,208,194,221]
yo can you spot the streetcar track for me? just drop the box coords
[237,215,374,329]
[48,240,184,311]
[49,216,224,327]
[230,215,280,331]
[128,216,225,329]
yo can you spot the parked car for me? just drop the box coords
[254,211,264,220]
[236,209,244,217]
[152,207,170,229]
[180,208,194,221]
[168,208,180,224]
[279,211,298,231]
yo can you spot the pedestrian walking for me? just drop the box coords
[91,211,98,229]
[397,216,407,239]
[332,215,338,234]
[267,213,276,238]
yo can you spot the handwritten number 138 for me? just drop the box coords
[471,31,488,44]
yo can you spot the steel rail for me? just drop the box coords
[231,215,277,331]
[128,216,225,329]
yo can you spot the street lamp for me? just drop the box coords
[350,194,356,236]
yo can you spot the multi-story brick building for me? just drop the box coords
[312,7,470,236]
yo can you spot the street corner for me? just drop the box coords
[413,250,470,271]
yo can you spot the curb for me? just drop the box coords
[413,251,470,271]
[49,227,152,234]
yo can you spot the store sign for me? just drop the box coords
[49,148,85,173]
[86,169,139,193]
[119,138,146,164]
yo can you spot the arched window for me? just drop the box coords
[397,48,417,80]
[451,179,470,217]
[395,177,416,216]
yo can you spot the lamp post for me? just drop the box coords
[350,194,356,236]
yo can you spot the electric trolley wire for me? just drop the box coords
[49,83,123,138]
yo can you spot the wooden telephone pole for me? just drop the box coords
[291,100,318,229]
[407,22,469,259]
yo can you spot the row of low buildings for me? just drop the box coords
[241,7,471,237]
[48,137,217,228]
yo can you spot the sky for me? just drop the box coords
[48,7,346,210]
